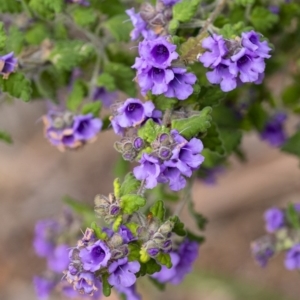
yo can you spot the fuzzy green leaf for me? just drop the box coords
[66,80,86,112]
[120,194,146,214]
[282,84,300,113]
[286,203,300,229]
[218,129,242,154]
[152,94,178,111]
[198,86,226,108]
[71,7,97,27]
[281,131,300,157]
[169,216,186,236]
[112,215,123,232]
[0,0,22,13]
[126,223,139,236]
[156,253,172,268]
[5,25,24,54]
[81,102,102,117]
[97,73,116,92]
[173,0,202,23]
[102,274,112,297]
[0,130,12,144]
[104,14,133,42]
[120,173,140,196]
[171,107,212,139]
[91,222,107,240]
[201,122,225,155]
[0,22,6,51]
[186,230,205,243]
[150,200,165,222]
[139,259,161,276]
[250,7,279,32]
[128,243,140,261]
[138,119,168,143]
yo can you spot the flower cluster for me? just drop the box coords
[0,52,17,79]
[260,112,287,147]
[43,110,102,151]
[199,31,272,92]
[134,130,204,191]
[133,37,197,100]
[251,203,300,269]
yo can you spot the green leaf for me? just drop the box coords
[219,22,252,39]
[156,252,172,268]
[5,25,24,54]
[66,80,86,112]
[150,200,165,222]
[281,84,300,113]
[173,0,201,23]
[71,7,97,27]
[97,73,116,92]
[188,200,207,230]
[186,230,205,243]
[152,94,178,111]
[0,0,22,13]
[91,0,125,17]
[0,130,12,144]
[128,243,140,261]
[281,131,300,157]
[218,129,242,154]
[198,86,226,108]
[247,102,268,131]
[126,223,139,236]
[201,122,225,155]
[44,0,64,13]
[104,14,133,42]
[139,259,161,276]
[148,277,166,291]
[112,215,123,231]
[104,62,136,97]
[234,0,255,6]
[120,194,146,214]
[102,274,112,297]
[286,203,300,229]
[138,119,168,143]
[91,222,108,240]
[25,23,49,45]
[81,102,102,117]
[113,178,121,199]
[169,216,186,236]
[0,73,32,102]
[171,107,212,140]
[250,7,279,32]
[0,22,6,51]
[120,173,140,196]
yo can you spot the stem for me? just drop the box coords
[198,0,228,35]
[163,109,172,126]
[137,180,146,196]
[88,54,101,99]
[174,177,194,216]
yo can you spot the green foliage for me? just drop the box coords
[201,122,225,155]
[114,158,130,179]
[104,14,133,42]
[29,0,64,18]
[102,274,112,297]
[81,102,102,117]
[281,131,300,157]
[0,73,32,102]
[0,23,6,51]
[49,41,95,71]
[0,130,12,144]
[169,216,186,236]
[171,107,212,140]
[198,86,226,108]
[250,7,279,32]
[5,26,24,54]
[219,22,252,39]
[91,222,107,240]
[120,173,140,196]
[25,23,49,45]
[120,194,146,214]
[219,129,242,154]
[156,253,172,268]
[104,62,136,97]
[91,0,125,17]
[71,7,97,27]
[126,223,139,236]
[186,230,205,243]
[97,73,116,92]
[112,215,123,231]
[234,0,255,6]
[138,119,168,144]
[180,34,207,64]
[152,94,178,111]
[286,203,300,229]
[281,84,300,113]
[188,200,207,230]
[139,259,161,276]
[247,102,268,131]
[66,80,86,112]
[128,243,140,261]
[0,0,22,12]
[173,0,202,23]
[150,200,165,222]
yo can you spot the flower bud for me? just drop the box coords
[133,137,144,150]
[109,233,123,248]
[147,247,159,257]
[158,146,172,160]
[140,3,156,22]
[158,220,174,236]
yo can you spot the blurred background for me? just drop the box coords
[0,98,300,300]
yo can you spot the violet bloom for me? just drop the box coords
[138,37,179,69]
[161,0,182,6]
[164,67,197,100]
[65,0,90,6]
[74,272,99,295]
[126,8,156,41]
[206,60,237,92]
[133,153,161,189]
[0,52,17,77]
[116,284,141,300]
[112,99,155,132]
[260,113,287,147]
[137,67,174,95]
[241,31,272,59]
[264,207,285,233]
[251,241,274,268]
[269,5,280,14]
[73,113,102,141]
[119,225,135,243]
[33,219,59,258]
[47,244,70,273]
[158,165,187,191]
[285,244,300,270]
[79,240,111,272]
[93,86,117,108]
[33,276,56,300]
[199,34,228,68]
[108,257,140,288]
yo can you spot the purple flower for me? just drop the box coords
[158,165,187,191]
[47,244,70,272]
[161,0,182,6]
[126,8,156,41]
[201,166,224,185]
[198,34,228,68]
[116,284,141,300]
[0,52,17,78]
[260,113,287,147]
[108,257,140,287]
[79,240,111,272]
[74,272,99,295]
[264,207,285,233]
[112,99,155,136]
[285,244,300,270]
[33,219,59,258]
[164,67,197,100]
[251,240,275,268]
[133,153,161,189]
[241,31,272,58]
[93,86,117,108]
[33,276,56,300]
[152,239,199,284]
[119,225,135,243]
[73,114,102,141]
[137,66,174,95]
[65,0,90,6]
[269,5,280,14]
